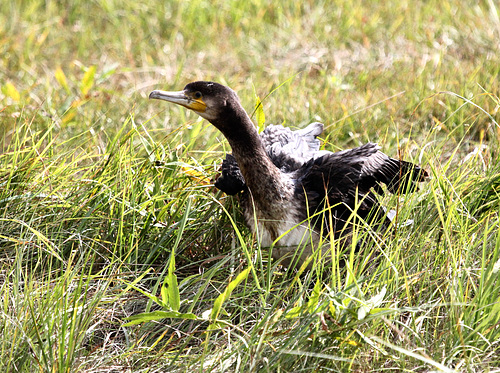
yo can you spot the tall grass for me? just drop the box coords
[1,0,499,371]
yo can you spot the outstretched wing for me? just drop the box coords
[295,143,428,236]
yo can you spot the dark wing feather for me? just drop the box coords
[358,144,429,194]
[295,143,427,237]
[214,154,246,195]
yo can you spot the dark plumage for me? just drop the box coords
[149,81,428,264]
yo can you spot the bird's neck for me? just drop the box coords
[213,108,290,209]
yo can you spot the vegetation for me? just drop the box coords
[1,0,499,371]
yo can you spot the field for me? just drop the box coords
[1,1,500,371]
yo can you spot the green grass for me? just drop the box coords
[1,0,500,371]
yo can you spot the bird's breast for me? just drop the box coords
[241,194,320,249]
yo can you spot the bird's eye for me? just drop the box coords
[194,91,202,99]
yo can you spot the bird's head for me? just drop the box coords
[149,81,241,125]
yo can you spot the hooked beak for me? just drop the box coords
[149,89,207,112]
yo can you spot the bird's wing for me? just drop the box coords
[309,142,428,195]
[262,122,326,173]
[356,144,428,194]
[297,143,381,212]
[213,154,246,195]
[295,143,427,235]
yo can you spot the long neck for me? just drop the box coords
[212,105,289,209]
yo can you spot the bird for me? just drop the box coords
[149,81,428,265]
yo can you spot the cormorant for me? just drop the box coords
[149,81,427,264]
